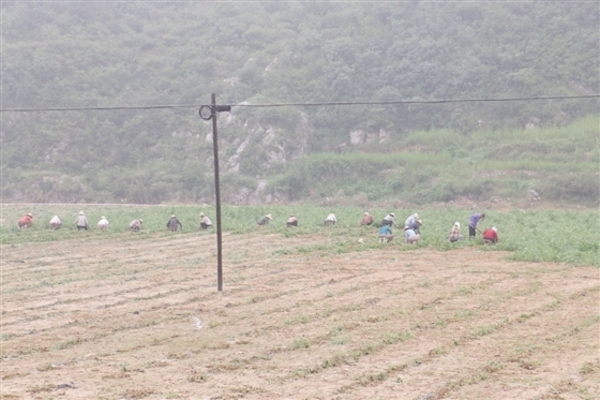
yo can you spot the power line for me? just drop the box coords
[0,94,598,113]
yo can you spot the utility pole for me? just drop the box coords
[199,94,230,292]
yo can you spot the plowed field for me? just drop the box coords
[1,232,598,400]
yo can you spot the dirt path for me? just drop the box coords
[1,233,598,399]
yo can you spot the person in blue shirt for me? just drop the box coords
[378,225,393,243]
[404,225,420,244]
[468,213,486,239]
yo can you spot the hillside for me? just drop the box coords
[1,2,598,205]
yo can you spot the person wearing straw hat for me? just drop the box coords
[18,213,33,228]
[49,215,63,230]
[360,212,374,226]
[257,214,272,226]
[199,212,212,230]
[380,212,396,227]
[449,222,463,242]
[324,213,337,226]
[406,218,422,234]
[404,213,419,227]
[286,214,298,227]
[74,211,89,231]
[482,227,499,244]
[97,216,109,232]
[167,215,183,231]
[129,219,143,232]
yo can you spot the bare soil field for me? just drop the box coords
[1,232,598,400]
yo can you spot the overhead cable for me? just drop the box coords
[0,94,598,113]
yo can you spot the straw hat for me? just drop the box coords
[200,212,205,217]
[101,216,106,219]
[266,214,272,219]
[79,211,84,215]
[171,214,176,218]
[26,213,33,217]
[454,222,460,228]
[138,219,143,223]
[364,212,369,216]
[390,212,395,217]
[492,227,497,232]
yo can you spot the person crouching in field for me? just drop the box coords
[482,227,499,244]
[404,225,420,244]
[74,211,89,231]
[380,212,396,227]
[378,225,393,243]
[324,213,337,226]
[286,214,298,227]
[404,213,419,228]
[449,222,463,242]
[199,213,212,229]
[167,215,182,232]
[361,212,373,226]
[129,219,143,232]
[18,213,33,228]
[49,215,62,230]
[256,214,272,226]
[97,216,109,232]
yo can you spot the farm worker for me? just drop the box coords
[167,215,183,231]
[74,211,89,231]
[129,219,143,232]
[482,227,499,244]
[97,216,109,232]
[17,213,33,228]
[380,212,395,227]
[468,213,486,239]
[199,212,212,229]
[407,218,422,234]
[404,225,420,244]
[360,212,374,226]
[324,213,337,226]
[378,225,393,243]
[286,214,298,227]
[256,214,272,226]
[449,222,463,242]
[404,213,419,227]
[49,215,62,230]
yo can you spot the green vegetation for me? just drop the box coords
[271,116,599,206]
[2,205,598,267]
[1,3,598,204]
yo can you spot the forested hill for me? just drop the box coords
[1,2,598,205]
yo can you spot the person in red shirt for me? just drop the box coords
[482,227,499,244]
[18,213,33,228]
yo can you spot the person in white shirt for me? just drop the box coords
[324,213,337,226]
[49,215,62,230]
[286,214,298,227]
[97,216,109,232]
[381,212,396,227]
[199,213,212,229]
[129,219,143,232]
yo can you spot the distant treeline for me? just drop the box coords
[1,2,598,205]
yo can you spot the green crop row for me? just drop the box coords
[1,205,597,267]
